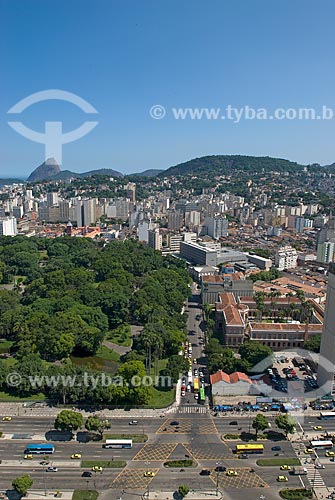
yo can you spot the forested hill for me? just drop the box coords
[159,155,306,177]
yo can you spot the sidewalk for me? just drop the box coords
[26,491,73,499]
[148,491,223,500]
[0,402,175,419]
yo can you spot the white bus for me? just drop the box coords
[310,440,333,450]
[319,412,335,420]
[104,439,132,449]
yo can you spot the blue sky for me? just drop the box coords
[1,0,335,177]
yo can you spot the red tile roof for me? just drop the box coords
[210,370,231,384]
[210,370,252,385]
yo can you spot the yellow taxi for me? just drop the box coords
[226,470,238,476]
[71,454,82,459]
[92,466,103,472]
[326,451,335,457]
[313,426,323,431]
[277,476,288,482]
[2,416,12,421]
[280,465,291,471]
[24,454,33,460]
[304,448,314,454]
[144,470,155,477]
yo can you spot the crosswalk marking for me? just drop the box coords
[177,406,208,414]
[304,464,325,487]
[291,442,326,488]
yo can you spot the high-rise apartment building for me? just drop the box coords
[148,228,162,251]
[47,192,59,207]
[275,245,298,270]
[0,216,17,236]
[317,242,334,264]
[76,199,97,226]
[318,263,335,396]
[126,182,136,203]
[204,215,228,239]
[168,210,183,231]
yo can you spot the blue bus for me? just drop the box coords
[25,443,55,454]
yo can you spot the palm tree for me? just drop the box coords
[203,303,212,322]
[141,327,156,375]
[153,335,164,379]
[285,292,294,319]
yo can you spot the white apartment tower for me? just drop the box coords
[275,245,298,271]
[0,216,18,236]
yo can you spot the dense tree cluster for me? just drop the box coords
[0,236,190,405]
[206,338,272,375]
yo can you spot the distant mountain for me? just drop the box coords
[52,168,123,180]
[130,169,164,177]
[28,158,61,182]
[0,178,24,186]
[27,159,124,183]
[159,155,305,177]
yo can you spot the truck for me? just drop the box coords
[292,467,307,475]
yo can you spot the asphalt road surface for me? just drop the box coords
[1,287,335,498]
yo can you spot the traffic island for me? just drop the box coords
[81,460,126,468]
[163,460,198,468]
[256,458,301,467]
[279,488,313,500]
[72,491,98,500]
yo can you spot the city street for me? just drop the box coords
[1,290,335,497]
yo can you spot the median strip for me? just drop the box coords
[256,459,301,467]
[104,433,148,443]
[81,460,126,468]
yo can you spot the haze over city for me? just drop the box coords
[2,0,335,177]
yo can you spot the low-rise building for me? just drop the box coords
[210,370,252,396]
[202,274,254,304]
[215,292,246,347]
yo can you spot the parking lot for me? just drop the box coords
[268,355,318,395]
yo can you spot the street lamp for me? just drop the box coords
[215,462,221,497]
[145,460,151,500]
